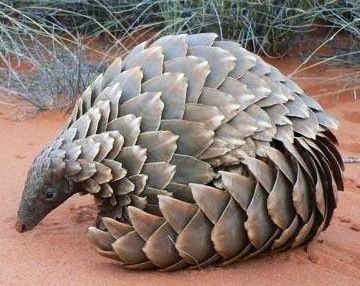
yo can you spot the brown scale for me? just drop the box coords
[17,33,343,271]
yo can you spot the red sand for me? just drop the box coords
[1,66,360,286]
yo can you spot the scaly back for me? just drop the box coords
[44,33,343,270]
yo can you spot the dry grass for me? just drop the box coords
[0,0,359,108]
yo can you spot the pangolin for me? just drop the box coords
[16,33,344,270]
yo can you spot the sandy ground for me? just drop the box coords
[1,65,360,286]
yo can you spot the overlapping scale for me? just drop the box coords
[36,33,343,271]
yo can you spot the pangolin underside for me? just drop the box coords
[19,33,344,271]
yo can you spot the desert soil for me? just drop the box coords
[0,58,359,286]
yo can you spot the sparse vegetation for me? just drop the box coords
[0,0,359,108]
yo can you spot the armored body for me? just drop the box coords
[17,33,343,270]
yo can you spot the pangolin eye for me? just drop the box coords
[45,190,54,199]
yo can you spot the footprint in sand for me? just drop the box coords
[350,224,360,232]
[338,216,351,223]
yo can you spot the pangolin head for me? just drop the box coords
[16,143,79,232]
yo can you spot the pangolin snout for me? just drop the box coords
[15,219,26,233]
